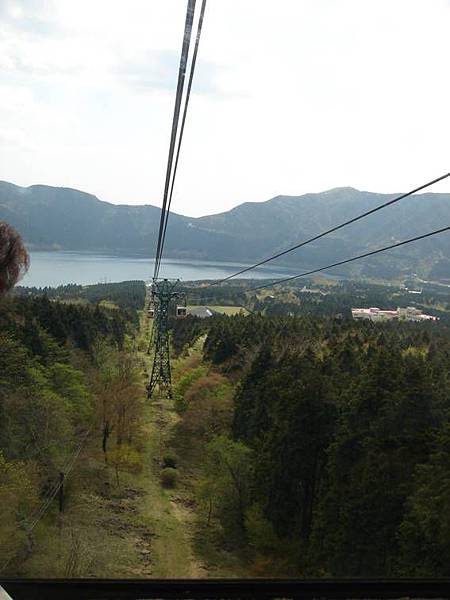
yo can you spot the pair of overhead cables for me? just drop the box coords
[249,224,450,292]
[206,173,450,288]
[177,219,450,298]
[153,0,207,279]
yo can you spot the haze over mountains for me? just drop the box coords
[1,180,450,280]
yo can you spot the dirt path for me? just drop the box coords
[169,498,208,578]
[130,313,206,578]
[134,398,203,578]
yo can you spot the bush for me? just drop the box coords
[174,391,188,414]
[174,366,208,413]
[160,467,177,488]
[108,445,143,486]
[162,452,178,469]
[245,503,278,553]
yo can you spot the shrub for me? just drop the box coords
[108,445,143,486]
[174,391,188,414]
[245,503,278,553]
[160,467,177,488]
[162,452,178,469]
[174,366,208,413]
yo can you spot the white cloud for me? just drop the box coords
[0,0,449,217]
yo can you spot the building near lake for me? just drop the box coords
[352,306,438,322]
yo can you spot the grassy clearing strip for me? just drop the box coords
[131,308,206,577]
[135,403,199,578]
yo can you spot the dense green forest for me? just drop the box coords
[177,312,450,576]
[3,276,450,577]
[0,284,145,573]
[181,283,248,308]
[15,280,146,312]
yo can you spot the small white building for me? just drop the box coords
[188,306,213,319]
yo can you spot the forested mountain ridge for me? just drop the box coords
[2,180,450,279]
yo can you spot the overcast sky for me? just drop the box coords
[1,0,449,217]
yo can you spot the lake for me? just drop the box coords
[21,251,305,288]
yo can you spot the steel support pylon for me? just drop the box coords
[147,278,179,399]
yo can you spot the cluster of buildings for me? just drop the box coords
[351,306,438,322]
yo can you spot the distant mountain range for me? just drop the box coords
[1,180,450,280]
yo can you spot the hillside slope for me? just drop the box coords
[1,181,450,279]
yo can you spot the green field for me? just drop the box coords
[188,305,250,316]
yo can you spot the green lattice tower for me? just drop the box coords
[147,278,179,399]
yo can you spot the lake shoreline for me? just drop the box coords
[22,251,314,288]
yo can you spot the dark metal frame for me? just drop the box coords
[3,578,450,599]
[147,279,185,399]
